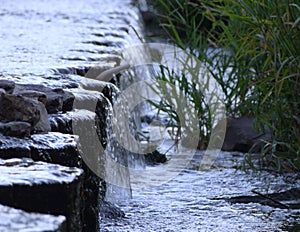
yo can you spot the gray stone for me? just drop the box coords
[16,90,48,105]
[14,84,74,114]
[0,79,15,94]
[0,121,31,138]
[33,100,51,134]
[0,132,100,231]
[220,117,272,152]
[0,93,40,128]
[0,92,50,134]
[0,158,84,231]
[0,204,66,232]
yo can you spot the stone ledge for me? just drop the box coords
[0,158,83,231]
[0,204,66,232]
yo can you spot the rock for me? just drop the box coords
[0,79,15,94]
[33,100,51,134]
[144,150,167,165]
[226,188,300,209]
[220,117,272,152]
[100,200,125,219]
[0,93,40,128]
[0,92,51,134]
[0,204,67,232]
[0,158,84,231]
[0,88,5,94]
[0,132,100,232]
[0,121,31,138]
[16,90,48,105]
[0,135,31,159]
[14,84,75,114]
[30,133,82,167]
[62,90,75,112]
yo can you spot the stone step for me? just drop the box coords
[0,158,83,231]
[0,204,66,232]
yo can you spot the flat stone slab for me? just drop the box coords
[0,204,66,232]
[0,158,84,232]
[0,132,81,167]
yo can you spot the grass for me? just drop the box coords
[151,0,300,172]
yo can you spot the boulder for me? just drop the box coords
[0,93,40,128]
[14,84,75,113]
[220,117,272,152]
[0,204,66,232]
[0,121,31,138]
[0,158,84,231]
[16,89,48,105]
[0,79,15,94]
[0,92,51,134]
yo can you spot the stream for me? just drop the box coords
[101,141,300,232]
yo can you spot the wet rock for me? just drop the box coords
[0,158,84,231]
[0,121,31,138]
[0,91,50,134]
[49,113,73,134]
[0,132,81,167]
[144,150,167,165]
[0,93,40,128]
[220,117,272,152]
[33,100,51,134]
[0,135,31,159]
[16,90,48,105]
[14,84,75,114]
[226,188,300,209]
[30,133,82,167]
[0,79,15,94]
[100,200,125,219]
[0,204,66,232]
[0,132,100,232]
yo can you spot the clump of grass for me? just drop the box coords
[152,0,300,172]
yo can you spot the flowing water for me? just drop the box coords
[101,140,300,231]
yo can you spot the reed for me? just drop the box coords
[152,0,300,172]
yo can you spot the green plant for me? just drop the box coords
[152,0,300,172]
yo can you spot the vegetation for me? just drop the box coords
[151,0,300,172]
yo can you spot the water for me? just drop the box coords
[0,0,142,79]
[101,149,300,231]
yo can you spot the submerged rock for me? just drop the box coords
[226,188,300,209]
[144,150,167,165]
[0,204,66,232]
[0,158,84,231]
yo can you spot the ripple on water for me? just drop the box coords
[101,151,300,231]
